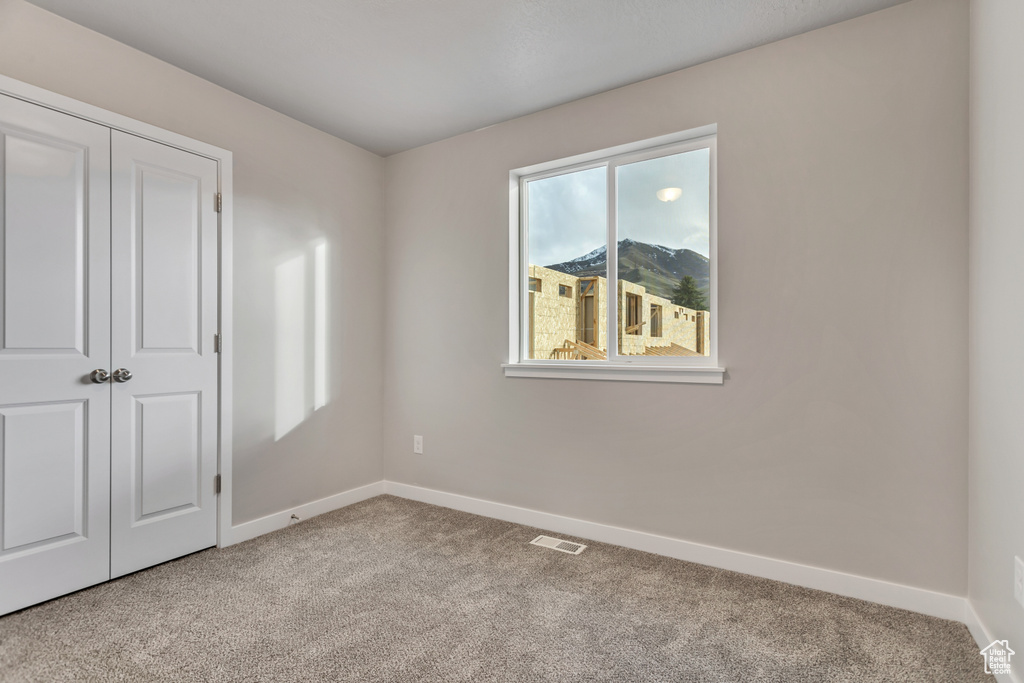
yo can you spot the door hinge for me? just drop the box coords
[214,474,221,495]
[214,193,222,213]
[214,333,222,353]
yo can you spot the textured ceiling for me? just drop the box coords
[27,0,907,156]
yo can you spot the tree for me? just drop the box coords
[671,275,708,311]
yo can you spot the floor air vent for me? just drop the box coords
[530,535,587,555]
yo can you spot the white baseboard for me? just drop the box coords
[965,601,1021,683]
[382,481,967,623]
[222,481,385,546]
[217,479,972,627]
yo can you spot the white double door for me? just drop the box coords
[0,94,220,615]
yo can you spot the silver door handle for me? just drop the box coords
[90,369,110,384]
[111,368,133,383]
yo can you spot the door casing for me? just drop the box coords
[0,73,235,550]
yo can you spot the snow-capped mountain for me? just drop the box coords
[544,239,709,300]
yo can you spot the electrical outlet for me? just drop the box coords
[413,435,423,454]
[1015,556,1024,608]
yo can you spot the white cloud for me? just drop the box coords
[527,147,710,267]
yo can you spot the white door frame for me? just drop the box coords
[0,73,235,549]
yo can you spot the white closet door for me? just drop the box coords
[109,131,218,578]
[0,94,111,615]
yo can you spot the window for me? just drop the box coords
[506,125,722,384]
[650,304,663,338]
[529,277,541,293]
[625,294,643,335]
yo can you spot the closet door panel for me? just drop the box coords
[136,166,200,353]
[0,93,111,616]
[2,136,87,352]
[134,392,200,517]
[110,131,218,578]
[2,401,86,549]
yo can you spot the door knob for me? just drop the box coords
[111,368,133,383]
[90,369,110,384]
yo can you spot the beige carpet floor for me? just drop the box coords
[0,495,987,682]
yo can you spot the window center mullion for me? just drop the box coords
[606,161,619,363]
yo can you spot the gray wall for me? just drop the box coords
[969,0,1024,646]
[0,0,386,524]
[0,0,977,600]
[382,0,969,595]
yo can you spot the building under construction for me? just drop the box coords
[527,264,710,360]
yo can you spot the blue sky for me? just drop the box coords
[527,147,710,267]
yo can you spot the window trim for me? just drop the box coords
[506,125,724,384]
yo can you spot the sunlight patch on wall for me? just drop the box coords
[314,240,328,410]
[274,239,332,441]
[275,254,308,440]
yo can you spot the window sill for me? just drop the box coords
[501,363,725,384]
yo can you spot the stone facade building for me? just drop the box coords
[527,264,709,360]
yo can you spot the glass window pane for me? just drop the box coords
[526,167,607,361]
[615,148,710,357]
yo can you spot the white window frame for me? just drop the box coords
[504,125,724,384]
